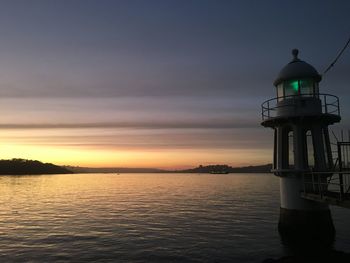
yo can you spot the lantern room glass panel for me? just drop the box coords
[284,80,299,97]
[277,83,284,101]
[299,78,314,96]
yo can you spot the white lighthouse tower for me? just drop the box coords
[261,49,341,242]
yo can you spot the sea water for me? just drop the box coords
[0,173,349,262]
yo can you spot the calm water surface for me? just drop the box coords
[0,173,349,262]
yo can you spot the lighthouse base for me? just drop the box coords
[278,207,335,247]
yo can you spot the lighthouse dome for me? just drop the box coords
[273,49,321,86]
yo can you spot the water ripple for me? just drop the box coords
[0,173,349,262]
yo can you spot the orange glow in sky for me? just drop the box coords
[0,97,272,169]
[0,136,271,169]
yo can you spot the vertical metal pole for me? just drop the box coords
[273,129,277,170]
[324,95,327,113]
[324,127,333,169]
[338,142,344,201]
[346,142,349,169]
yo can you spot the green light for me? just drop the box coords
[291,80,299,92]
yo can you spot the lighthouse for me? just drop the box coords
[261,49,341,242]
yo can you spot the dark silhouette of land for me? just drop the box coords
[0,159,272,175]
[178,164,272,173]
[0,159,72,175]
[65,164,272,174]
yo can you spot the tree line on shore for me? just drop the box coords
[0,159,72,175]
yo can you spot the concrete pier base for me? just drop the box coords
[278,207,335,246]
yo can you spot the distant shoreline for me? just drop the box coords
[0,159,272,175]
[64,163,273,174]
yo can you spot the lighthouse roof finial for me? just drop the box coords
[292,49,299,61]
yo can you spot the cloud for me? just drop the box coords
[0,118,259,130]
[1,124,271,151]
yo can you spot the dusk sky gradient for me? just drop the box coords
[0,0,349,168]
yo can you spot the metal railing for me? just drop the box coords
[301,171,350,202]
[301,141,350,203]
[261,93,340,121]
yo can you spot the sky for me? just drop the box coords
[0,0,349,168]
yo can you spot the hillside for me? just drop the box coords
[0,159,72,175]
[178,164,272,173]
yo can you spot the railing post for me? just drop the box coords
[267,101,270,118]
[324,95,328,113]
[338,142,344,201]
